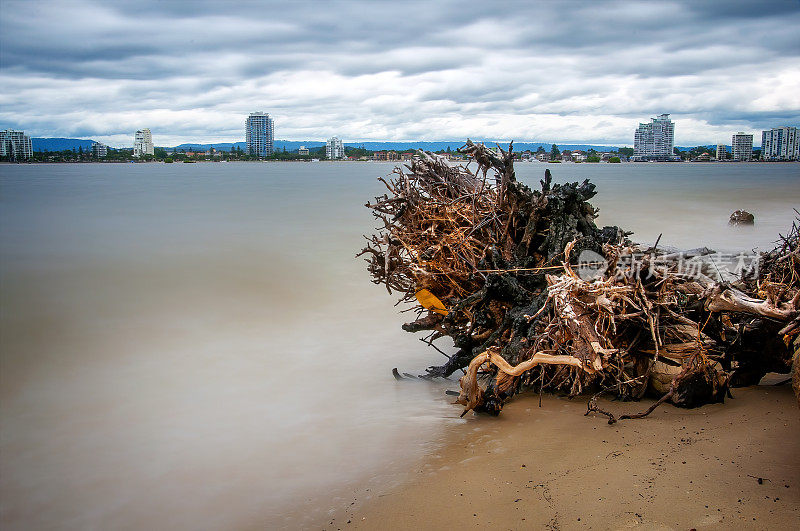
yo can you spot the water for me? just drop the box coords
[516,162,799,252]
[1,161,798,529]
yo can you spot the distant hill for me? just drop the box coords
[171,142,244,152]
[32,138,96,151]
[675,145,719,151]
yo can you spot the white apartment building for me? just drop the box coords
[92,142,108,158]
[0,129,33,159]
[245,112,274,157]
[298,146,310,156]
[632,114,678,161]
[761,127,798,161]
[133,128,154,157]
[731,132,753,161]
[326,136,344,159]
[716,144,727,161]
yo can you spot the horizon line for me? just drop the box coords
[31,136,761,150]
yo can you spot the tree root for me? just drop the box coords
[362,141,800,419]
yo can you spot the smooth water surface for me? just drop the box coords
[1,161,798,529]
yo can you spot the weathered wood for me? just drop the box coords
[362,141,799,418]
[704,283,798,321]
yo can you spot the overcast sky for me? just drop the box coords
[1,0,799,147]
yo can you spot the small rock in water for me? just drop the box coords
[729,210,755,225]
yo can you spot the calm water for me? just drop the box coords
[1,161,798,529]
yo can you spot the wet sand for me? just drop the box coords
[318,383,799,530]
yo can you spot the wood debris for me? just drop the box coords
[358,141,800,419]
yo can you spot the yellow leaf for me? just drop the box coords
[415,289,448,316]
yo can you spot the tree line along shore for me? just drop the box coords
[4,143,786,164]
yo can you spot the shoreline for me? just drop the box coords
[303,382,798,530]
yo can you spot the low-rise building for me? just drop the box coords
[374,151,398,161]
[298,146,309,156]
[599,152,626,162]
[92,142,108,157]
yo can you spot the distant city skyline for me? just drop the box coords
[1,1,799,147]
[6,120,798,161]
[10,114,788,153]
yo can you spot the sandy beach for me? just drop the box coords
[316,382,798,530]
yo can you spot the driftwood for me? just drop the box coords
[359,141,800,419]
[793,336,800,408]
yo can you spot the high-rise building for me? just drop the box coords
[92,142,108,158]
[326,136,344,159]
[731,132,753,161]
[245,112,274,157]
[0,129,33,160]
[716,144,727,161]
[761,127,798,161]
[632,114,678,161]
[133,129,154,157]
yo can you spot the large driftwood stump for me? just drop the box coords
[359,142,800,418]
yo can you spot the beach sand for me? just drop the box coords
[317,382,798,530]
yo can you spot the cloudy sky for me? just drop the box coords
[1,0,799,147]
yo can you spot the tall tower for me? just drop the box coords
[761,127,798,161]
[326,137,344,159]
[731,132,753,161]
[245,112,274,157]
[0,129,33,160]
[633,114,676,161]
[133,129,154,157]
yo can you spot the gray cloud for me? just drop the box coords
[1,0,798,146]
